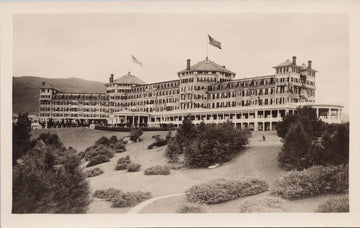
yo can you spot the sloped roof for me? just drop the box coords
[274,59,293,68]
[178,57,235,75]
[300,63,308,69]
[113,72,146,85]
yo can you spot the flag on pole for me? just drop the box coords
[131,55,143,67]
[208,34,222,49]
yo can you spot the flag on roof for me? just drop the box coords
[131,55,143,67]
[208,34,221,49]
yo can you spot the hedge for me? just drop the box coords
[87,155,110,167]
[187,178,269,204]
[239,196,284,213]
[144,165,170,175]
[317,195,349,212]
[115,155,131,170]
[93,188,152,208]
[85,167,104,178]
[177,203,205,213]
[270,165,349,199]
[127,163,141,172]
[94,126,175,132]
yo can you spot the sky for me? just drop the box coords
[13,13,349,114]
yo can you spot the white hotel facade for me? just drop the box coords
[39,56,343,131]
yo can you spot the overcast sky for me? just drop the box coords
[13,13,349,113]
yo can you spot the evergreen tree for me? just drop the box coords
[12,135,91,213]
[12,113,31,165]
[278,122,313,170]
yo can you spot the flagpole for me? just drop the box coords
[206,30,208,59]
[128,55,131,74]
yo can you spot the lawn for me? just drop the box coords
[31,128,343,213]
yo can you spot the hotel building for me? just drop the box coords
[39,56,343,131]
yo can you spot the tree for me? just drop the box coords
[165,118,250,168]
[278,122,313,170]
[13,113,31,165]
[277,106,323,138]
[12,135,91,213]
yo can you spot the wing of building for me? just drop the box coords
[39,56,343,131]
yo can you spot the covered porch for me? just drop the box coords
[108,110,150,127]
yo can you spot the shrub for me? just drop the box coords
[148,132,172,149]
[93,188,151,207]
[177,203,205,213]
[95,136,110,146]
[87,155,110,167]
[317,195,349,212]
[85,167,104,178]
[115,163,128,170]
[270,165,349,199]
[115,156,131,170]
[187,178,269,204]
[130,128,143,142]
[117,155,131,164]
[114,142,126,153]
[93,188,122,201]
[239,196,284,213]
[144,165,171,175]
[111,191,152,207]
[165,137,181,163]
[84,145,114,161]
[127,163,141,172]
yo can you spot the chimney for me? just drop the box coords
[292,56,296,65]
[42,81,45,86]
[186,59,191,70]
[308,60,312,69]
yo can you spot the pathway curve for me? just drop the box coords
[127,193,187,214]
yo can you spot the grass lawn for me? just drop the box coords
[31,128,343,213]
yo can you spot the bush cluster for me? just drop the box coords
[239,196,284,213]
[85,167,104,178]
[115,155,131,170]
[84,145,114,161]
[127,163,141,172]
[317,195,349,212]
[82,136,127,167]
[87,155,110,167]
[187,178,269,204]
[144,165,171,175]
[95,125,175,132]
[166,117,250,168]
[93,188,122,201]
[13,133,90,213]
[147,132,172,149]
[130,128,143,142]
[177,203,205,213]
[111,191,151,207]
[270,165,349,199]
[93,188,152,208]
[277,106,349,170]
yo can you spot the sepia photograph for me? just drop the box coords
[1,1,360,227]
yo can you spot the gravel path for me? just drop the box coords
[127,193,187,214]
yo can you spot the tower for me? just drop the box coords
[177,57,235,110]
